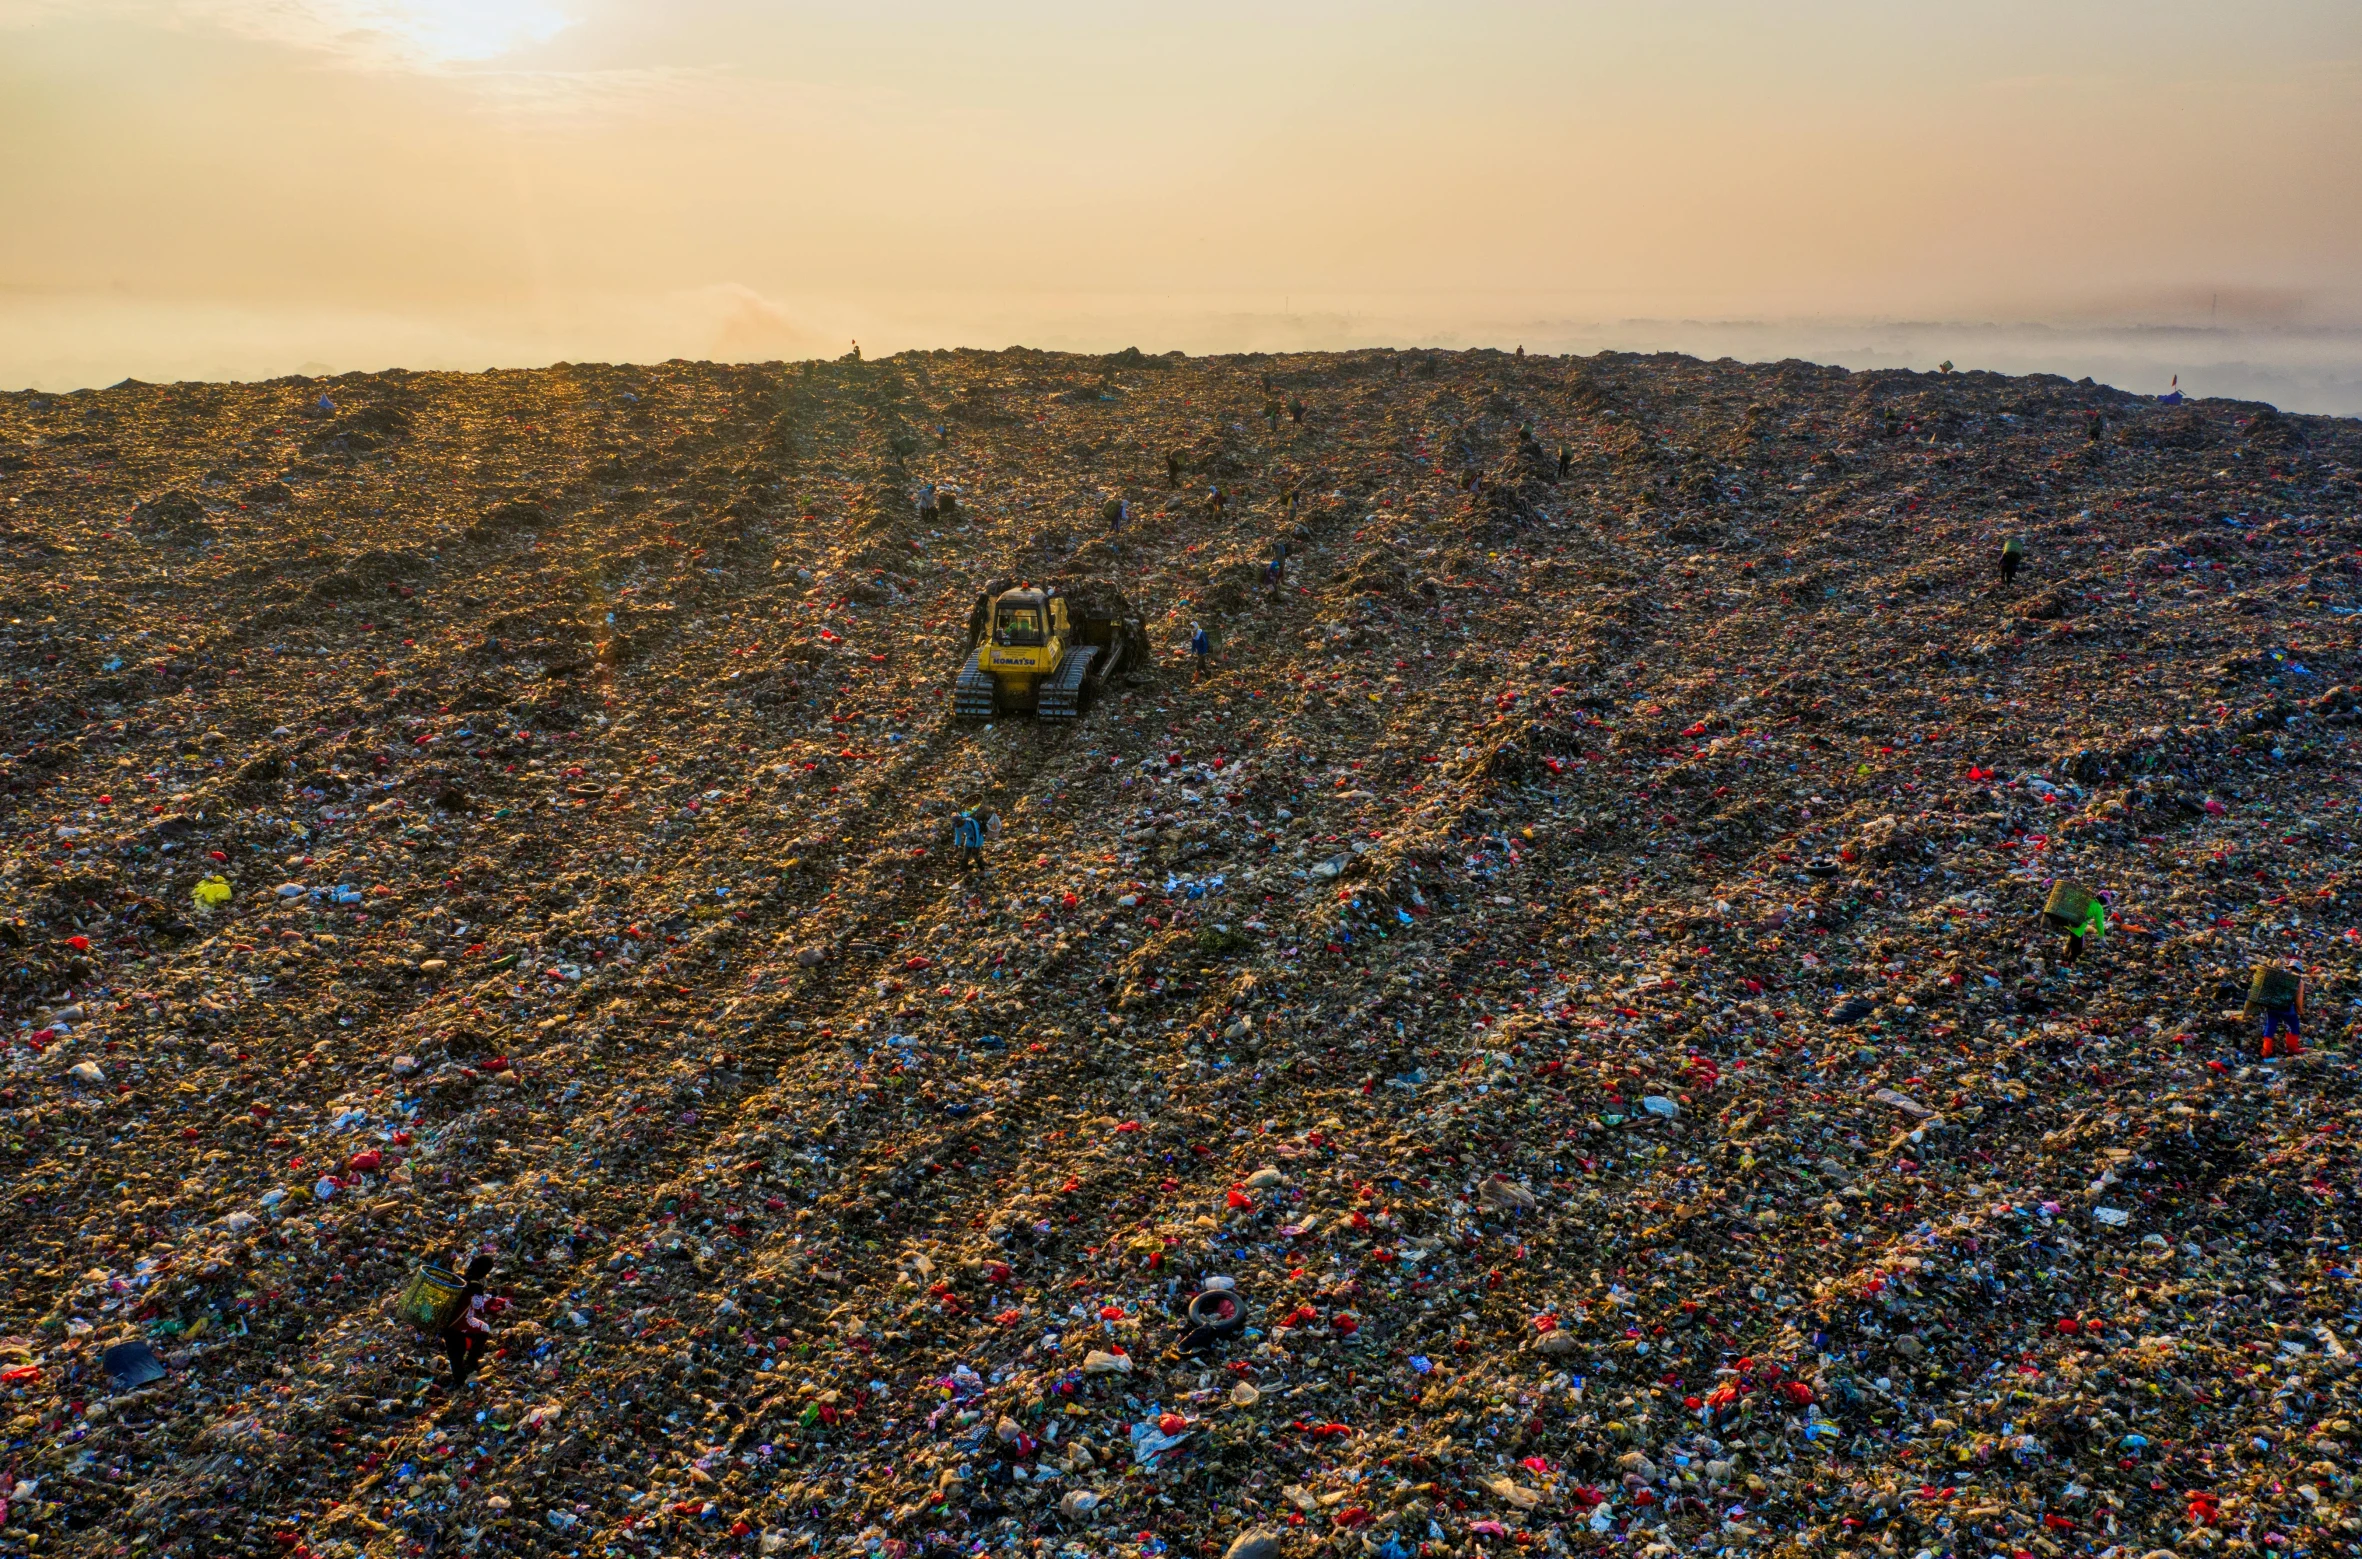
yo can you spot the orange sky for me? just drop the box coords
[3,2,2359,391]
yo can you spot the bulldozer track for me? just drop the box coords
[1037,644,1098,719]
[952,648,998,720]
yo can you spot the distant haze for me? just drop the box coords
[5,2,2359,409]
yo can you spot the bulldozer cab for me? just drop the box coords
[992,591,1049,646]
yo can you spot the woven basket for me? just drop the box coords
[395,1265,467,1333]
[2248,964,2301,1012]
[2042,880,2097,931]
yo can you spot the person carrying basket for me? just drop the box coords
[2042,879,2107,965]
[397,1249,501,1388]
[2243,963,2305,1059]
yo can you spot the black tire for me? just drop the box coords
[1186,1288,1245,1336]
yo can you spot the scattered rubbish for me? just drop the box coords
[0,350,2352,1556]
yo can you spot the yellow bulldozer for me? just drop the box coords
[953,576,1150,720]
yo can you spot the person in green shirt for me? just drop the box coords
[2001,535,2025,584]
[2059,891,2104,963]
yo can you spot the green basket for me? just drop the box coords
[2043,880,2097,931]
[395,1265,467,1333]
[2248,964,2301,1012]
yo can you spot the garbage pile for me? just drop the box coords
[2,349,2360,1559]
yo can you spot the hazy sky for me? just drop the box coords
[4,1,2360,396]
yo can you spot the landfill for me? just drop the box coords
[1,348,2359,1559]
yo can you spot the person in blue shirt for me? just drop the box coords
[1190,623,1212,680]
[954,810,984,872]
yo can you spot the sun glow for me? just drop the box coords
[184,0,576,68]
[359,0,570,63]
